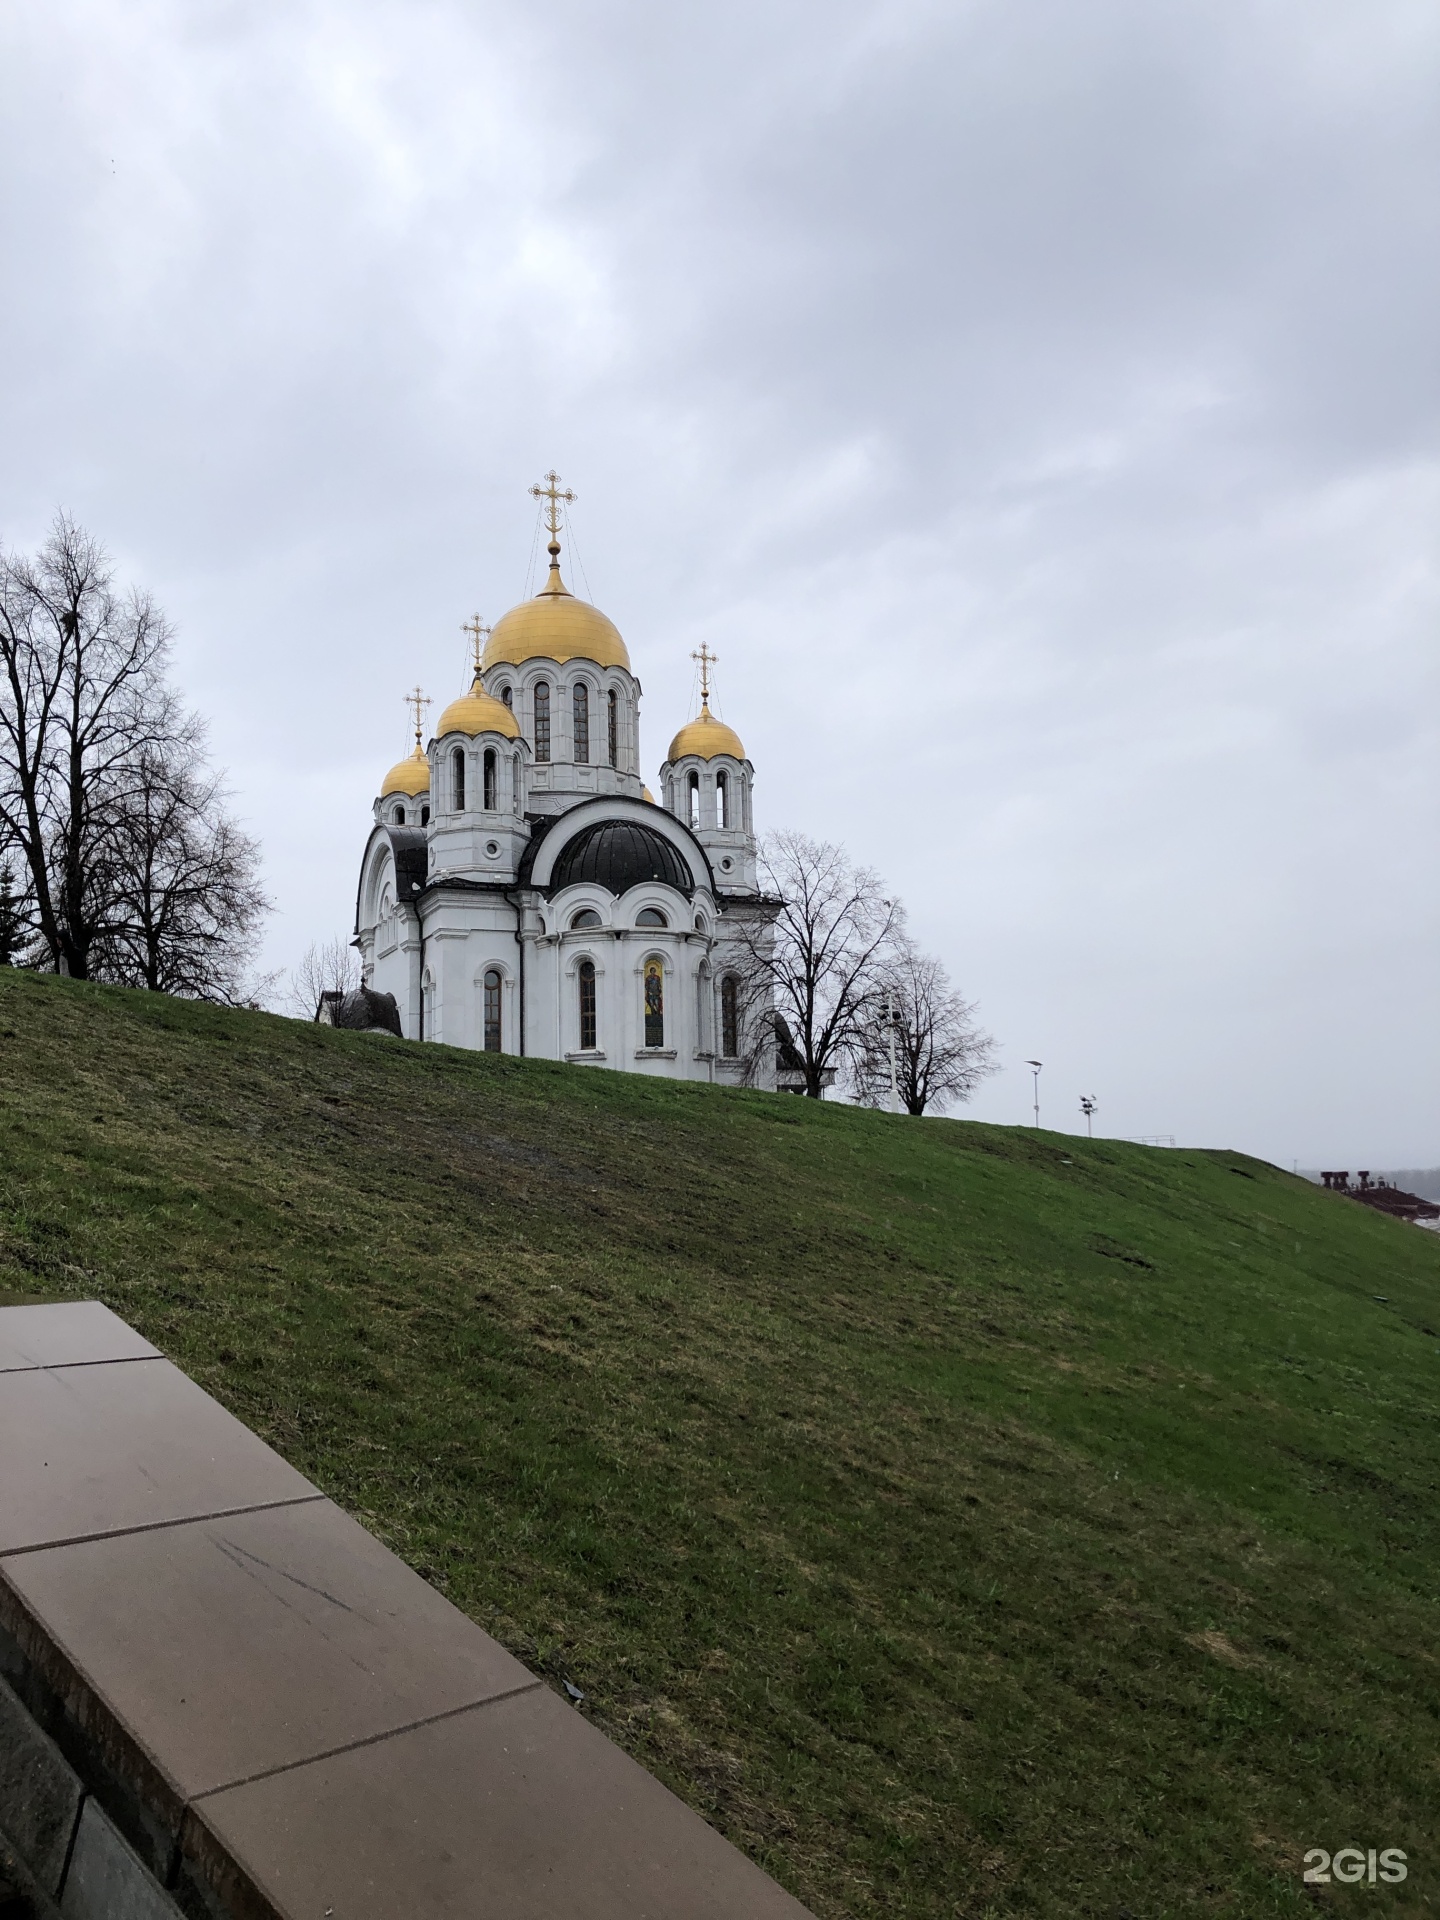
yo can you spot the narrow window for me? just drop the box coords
[421,805,430,826]
[573,682,590,764]
[393,806,405,825]
[687,769,700,829]
[578,959,597,1050]
[716,770,728,829]
[483,749,497,810]
[499,684,512,708]
[644,959,664,1048]
[452,748,465,811]
[721,975,739,1057]
[607,688,618,767]
[513,755,521,814]
[534,681,551,762]
[483,969,502,1052]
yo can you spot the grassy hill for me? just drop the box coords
[2,968,1438,1918]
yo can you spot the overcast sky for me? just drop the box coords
[2,0,1436,1165]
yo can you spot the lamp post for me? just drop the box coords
[1025,1060,1042,1129]
[886,996,901,1115]
[1079,1095,1097,1138]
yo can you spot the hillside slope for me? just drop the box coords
[1,969,1437,1918]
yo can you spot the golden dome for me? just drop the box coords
[436,677,521,740]
[380,745,430,798]
[642,786,656,803]
[666,704,745,764]
[482,560,629,672]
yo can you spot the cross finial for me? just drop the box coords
[406,685,431,748]
[529,469,576,558]
[691,643,718,709]
[462,613,490,680]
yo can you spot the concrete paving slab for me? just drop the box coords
[1,1501,536,1804]
[0,1360,318,1556]
[0,1303,158,1376]
[187,1684,814,1920]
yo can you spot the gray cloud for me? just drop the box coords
[1,0,1435,1160]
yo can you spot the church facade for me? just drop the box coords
[355,483,775,1087]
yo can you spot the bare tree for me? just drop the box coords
[282,937,362,1019]
[854,938,999,1115]
[0,516,175,977]
[0,515,270,996]
[0,849,33,967]
[730,830,902,1097]
[99,722,269,1000]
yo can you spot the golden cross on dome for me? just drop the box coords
[462,613,490,679]
[530,469,576,542]
[406,685,431,748]
[691,643,718,708]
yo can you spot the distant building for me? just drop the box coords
[1317,1171,1440,1228]
[355,476,775,1083]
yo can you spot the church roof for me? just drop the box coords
[436,678,520,740]
[666,703,746,764]
[482,564,629,672]
[390,829,429,902]
[315,986,403,1036]
[380,745,430,798]
[548,818,694,898]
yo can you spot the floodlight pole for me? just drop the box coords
[1080,1095,1097,1139]
[1026,1060,1042,1129]
[887,996,900,1115]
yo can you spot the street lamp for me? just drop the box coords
[885,995,901,1115]
[1025,1060,1042,1129]
[1079,1095,1097,1138]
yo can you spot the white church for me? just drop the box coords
[354,476,778,1088]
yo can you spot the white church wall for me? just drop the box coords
[418,900,526,1051]
[659,752,758,892]
[426,732,531,883]
[484,660,645,812]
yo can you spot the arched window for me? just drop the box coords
[534,680,551,762]
[687,769,700,829]
[573,682,590,763]
[483,969,502,1052]
[512,755,522,814]
[499,684,512,708]
[571,908,601,929]
[636,907,667,928]
[392,805,405,825]
[483,749,497,810]
[721,975,739,1058]
[578,959,597,1051]
[715,770,728,829]
[421,805,430,826]
[643,958,664,1048]
[607,688,618,767]
[452,748,465,811]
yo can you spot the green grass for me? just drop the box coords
[1,968,1438,1918]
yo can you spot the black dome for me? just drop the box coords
[550,819,694,897]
